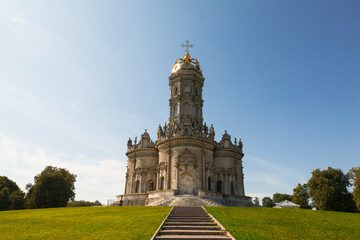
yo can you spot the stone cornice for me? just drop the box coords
[126,147,158,157]
[214,148,244,158]
[156,136,216,150]
[169,71,205,82]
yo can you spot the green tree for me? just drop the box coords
[0,176,25,211]
[273,193,292,203]
[348,167,360,211]
[67,200,102,207]
[262,197,275,208]
[253,197,259,206]
[9,190,26,210]
[26,166,77,209]
[308,167,356,212]
[0,176,19,193]
[291,183,311,209]
[0,187,10,211]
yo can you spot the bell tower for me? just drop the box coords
[119,41,252,207]
[167,41,206,136]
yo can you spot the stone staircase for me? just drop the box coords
[148,197,176,206]
[148,195,224,207]
[153,206,233,240]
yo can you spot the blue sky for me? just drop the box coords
[1,1,359,204]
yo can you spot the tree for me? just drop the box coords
[66,200,102,207]
[26,166,77,209]
[0,176,20,193]
[9,190,26,210]
[307,167,356,212]
[273,193,292,203]
[291,184,311,209]
[253,197,259,206]
[0,187,10,211]
[0,176,25,211]
[262,197,275,208]
[348,167,360,211]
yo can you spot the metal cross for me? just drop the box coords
[181,40,194,53]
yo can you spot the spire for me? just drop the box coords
[181,40,193,53]
[171,41,202,73]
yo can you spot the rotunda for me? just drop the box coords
[117,44,252,206]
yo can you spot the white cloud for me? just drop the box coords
[12,17,27,24]
[247,192,269,205]
[71,102,78,110]
[0,134,125,205]
[244,154,308,196]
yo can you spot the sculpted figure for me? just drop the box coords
[208,124,215,140]
[238,138,243,151]
[157,124,164,139]
[127,138,132,149]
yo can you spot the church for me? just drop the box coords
[116,42,252,206]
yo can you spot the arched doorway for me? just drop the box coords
[135,180,140,193]
[217,180,222,193]
[179,172,194,194]
[160,177,164,190]
[147,180,154,192]
[231,181,235,195]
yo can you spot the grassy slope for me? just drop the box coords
[206,207,360,240]
[0,206,171,240]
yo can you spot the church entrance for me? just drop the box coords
[179,172,194,194]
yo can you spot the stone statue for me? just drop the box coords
[157,124,164,139]
[208,124,215,140]
[127,138,132,149]
[238,138,243,151]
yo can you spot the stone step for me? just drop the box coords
[162,226,221,231]
[159,230,225,236]
[153,206,233,240]
[166,219,213,222]
[169,215,208,217]
[164,222,217,226]
[168,216,211,220]
[155,235,232,240]
[169,216,208,218]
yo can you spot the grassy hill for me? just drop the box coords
[1,206,359,240]
[0,206,170,240]
[206,207,360,240]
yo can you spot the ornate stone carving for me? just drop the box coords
[119,47,250,207]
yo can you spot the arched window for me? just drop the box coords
[184,85,191,93]
[173,104,178,117]
[194,105,198,117]
[174,87,178,96]
[208,177,211,191]
[184,128,189,136]
[135,180,140,193]
[231,181,235,195]
[196,88,201,96]
[160,177,164,190]
[217,181,222,193]
[147,180,154,192]
[184,103,190,115]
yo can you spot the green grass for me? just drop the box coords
[206,207,360,240]
[0,206,171,240]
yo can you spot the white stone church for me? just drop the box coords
[116,42,252,206]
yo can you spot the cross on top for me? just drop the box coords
[181,40,194,53]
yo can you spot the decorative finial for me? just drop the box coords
[181,40,193,53]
